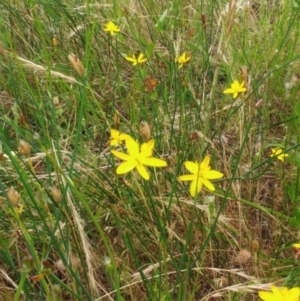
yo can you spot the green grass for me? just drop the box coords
[1,0,300,300]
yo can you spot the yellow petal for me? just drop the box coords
[223,88,235,94]
[110,139,119,146]
[136,162,150,180]
[140,157,167,167]
[201,155,211,169]
[125,56,137,64]
[111,150,131,161]
[184,161,198,174]
[137,53,147,63]
[178,174,195,181]
[116,161,136,175]
[205,170,224,180]
[141,139,154,156]
[119,133,129,140]
[110,129,119,139]
[258,291,274,301]
[126,136,139,157]
[201,178,215,191]
[190,179,202,197]
[288,287,300,300]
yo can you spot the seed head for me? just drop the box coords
[18,140,31,157]
[50,187,62,203]
[7,186,20,206]
[140,121,151,142]
[68,53,85,77]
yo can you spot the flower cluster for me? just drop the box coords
[103,20,291,201]
[104,21,192,68]
[109,130,223,196]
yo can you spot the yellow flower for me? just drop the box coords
[258,285,300,301]
[104,21,120,36]
[178,156,223,197]
[293,243,300,249]
[125,53,147,66]
[270,148,289,162]
[223,80,247,99]
[110,129,129,146]
[111,136,167,180]
[176,52,191,68]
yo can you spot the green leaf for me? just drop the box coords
[295,100,300,119]
[290,207,300,227]
[295,152,300,167]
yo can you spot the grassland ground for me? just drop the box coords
[0,1,300,300]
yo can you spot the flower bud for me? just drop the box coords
[235,249,252,266]
[50,187,62,203]
[140,121,151,142]
[52,37,58,47]
[18,140,31,157]
[22,255,34,271]
[7,186,20,206]
[255,99,264,108]
[68,53,85,77]
[51,284,62,300]
[114,111,120,129]
[251,239,259,253]
[53,96,60,106]
[239,65,248,84]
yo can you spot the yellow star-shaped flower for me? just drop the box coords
[270,148,288,162]
[223,80,247,99]
[125,53,147,66]
[111,136,167,180]
[110,129,129,146]
[258,285,300,301]
[176,52,191,68]
[178,155,223,197]
[104,21,120,36]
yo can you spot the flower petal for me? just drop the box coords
[125,56,137,65]
[184,161,198,174]
[125,56,135,62]
[190,179,202,197]
[111,150,131,161]
[116,161,136,175]
[110,129,119,139]
[126,136,139,157]
[288,287,300,300]
[141,139,154,157]
[201,178,215,191]
[140,157,167,167]
[258,291,274,301]
[205,170,224,180]
[223,88,235,94]
[137,53,147,63]
[136,162,150,180]
[201,155,211,169]
[178,174,195,181]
